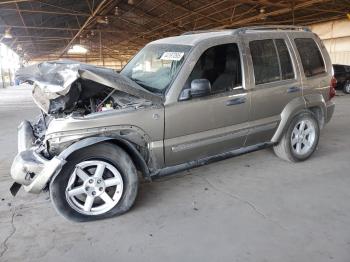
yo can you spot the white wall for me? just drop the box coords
[310,19,350,66]
[0,43,20,88]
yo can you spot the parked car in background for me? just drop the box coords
[10,25,336,222]
[333,64,350,94]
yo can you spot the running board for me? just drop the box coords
[151,142,275,179]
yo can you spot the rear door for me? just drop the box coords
[243,34,302,145]
[163,42,250,166]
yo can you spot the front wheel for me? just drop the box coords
[273,111,320,162]
[50,143,138,222]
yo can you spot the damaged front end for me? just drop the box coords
[10,60,162,195]
[16,60,162,117]
[10,120,66,195]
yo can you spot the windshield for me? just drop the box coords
[121,44,191,94]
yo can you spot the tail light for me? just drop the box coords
[329,76,336,100]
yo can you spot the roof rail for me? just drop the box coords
[181,25,311,36]
[181,29,227,35]
[233,25,311,34]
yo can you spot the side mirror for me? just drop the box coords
[190,79,211,98]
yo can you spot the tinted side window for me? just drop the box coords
[250,40,280,85]
[295,38,325,77]
[187,43,242,94]
[275,39,294,80]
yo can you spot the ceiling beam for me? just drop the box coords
[303,7,348,14]
[217,0,334,28]
[238,0,288,8]
[159,2,246,36]
[0,8,90,16]
[0,34,72,39]
[34,0,83,14]
[16,39,67,43]
[14,2,39,53]
[58,0,112,57]
[114,0,229,47]
[119,2,185,32]
[15,3,29,35]
[0,24,120,32]
[165,0,221,24]
[0,0,32,4]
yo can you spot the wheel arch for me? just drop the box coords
[308,106,325,129]
[271,96,306,143]
[304,93,327,129]
[271,94,326,143]
[57,136,151,180]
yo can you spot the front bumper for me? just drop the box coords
[10,121,65,194]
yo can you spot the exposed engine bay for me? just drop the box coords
[32,79,153,117]
[29,86,153,144]
[16,60,162,117]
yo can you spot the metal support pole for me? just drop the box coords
[0,61,5,88]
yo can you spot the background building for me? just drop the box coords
[310,19,350,66]
[0,43,20,88]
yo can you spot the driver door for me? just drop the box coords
[163,42,251,166]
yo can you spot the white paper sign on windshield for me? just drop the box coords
[160,52,184,61]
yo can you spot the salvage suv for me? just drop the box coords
[10,26,336,222]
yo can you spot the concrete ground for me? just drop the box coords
[0,86,349,262]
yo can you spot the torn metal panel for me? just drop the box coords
[16,60,162,114]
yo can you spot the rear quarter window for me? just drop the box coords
[295,38,325,77]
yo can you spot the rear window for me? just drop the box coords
[295,38,325,77]
[250,39,294,85]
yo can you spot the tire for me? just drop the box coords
[273,110,320,162]
[343,80,350,94]
[50,142,138,222]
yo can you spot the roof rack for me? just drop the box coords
[181,25,311,36]
[234,25,311,34]
[181,29,227,35]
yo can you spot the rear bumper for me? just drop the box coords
[325,100,335,124]
[10,121,65,194]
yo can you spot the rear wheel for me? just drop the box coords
[50,143,138,222]
[343,80,350,94]
[273,111,320,162]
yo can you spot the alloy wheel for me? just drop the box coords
[291,119,316,156]
[65,160,123,216]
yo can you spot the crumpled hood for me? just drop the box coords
[16,60,163,104]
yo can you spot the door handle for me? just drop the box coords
[226,97,246,106]
[287,86,301,93]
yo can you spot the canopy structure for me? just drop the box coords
[0,0,349,68]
